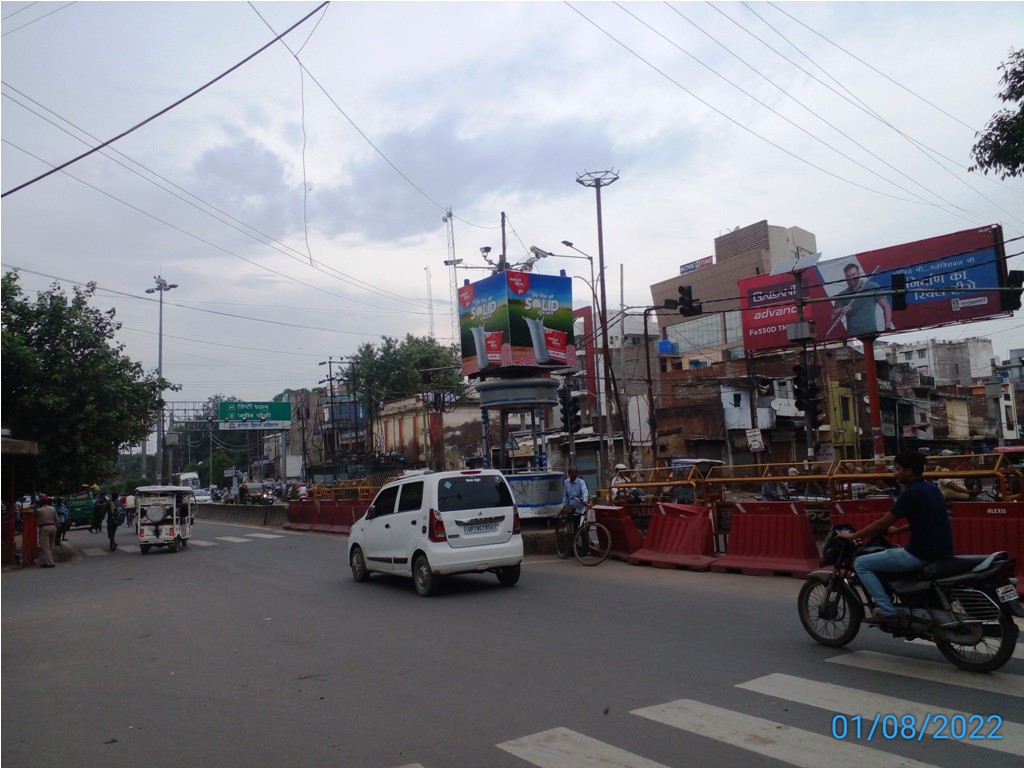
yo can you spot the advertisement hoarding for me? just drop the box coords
[739,226,1007,352]
[458,270,577,376]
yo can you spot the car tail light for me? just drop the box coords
[428,508,447,542]
[513,507,521,534]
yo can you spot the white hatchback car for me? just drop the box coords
[347,469,523,596]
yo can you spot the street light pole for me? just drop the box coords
[576,170,619,493]
[145,275,177,485]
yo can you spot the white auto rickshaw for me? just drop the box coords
[133,485,196,554]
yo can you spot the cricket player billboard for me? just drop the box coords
[739,225,1008,352]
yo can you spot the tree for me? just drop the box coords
[1,271,166,491]
[353,334,466,406]
[970,48,1024,179]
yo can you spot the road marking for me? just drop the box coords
[215,536,253,543]
[499,727,670,767]
[907,635,1024,661]
[631,699,938,768]
[827,651,1024,697]
[80,548,110,556]
[739,673,1024,756]
[245,533,284,539]
[188,540,218,547]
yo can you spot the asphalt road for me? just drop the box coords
[3,520,1023,768]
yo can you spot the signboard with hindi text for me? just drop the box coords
[217,401,291,430]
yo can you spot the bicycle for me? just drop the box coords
[554,503,611,566]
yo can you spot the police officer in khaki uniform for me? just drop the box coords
[35,496,59,568]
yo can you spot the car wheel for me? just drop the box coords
[350,546,370,583]
[141,544,151,555]
[413,554,439,596]
[496,564,521,587]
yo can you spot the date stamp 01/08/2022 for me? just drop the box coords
[831,713,1004,742]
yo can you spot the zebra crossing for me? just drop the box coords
[79,532,285,554]
[405,647,1024,768]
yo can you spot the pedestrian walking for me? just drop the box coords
[106,494,122,552]
[54,496,69,544]
[90,493,106,533]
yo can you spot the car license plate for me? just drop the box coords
[466,522,498,534]
[996,584,1019,603]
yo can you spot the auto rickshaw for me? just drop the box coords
[133,485,196,554]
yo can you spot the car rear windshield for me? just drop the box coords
[437,476,514,512]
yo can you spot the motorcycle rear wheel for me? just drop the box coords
[934,611,1019,673]
[798,575,863,647]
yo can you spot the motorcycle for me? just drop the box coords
[798,524,1023,673]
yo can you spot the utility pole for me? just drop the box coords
[576,169,619,492]
[146,275,177,485]
[318,357,339,469]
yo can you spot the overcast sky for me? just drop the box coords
[3,1,1023,416]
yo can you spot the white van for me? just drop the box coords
[347,469,523,596]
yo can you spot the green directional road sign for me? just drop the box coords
[217,401,291,430]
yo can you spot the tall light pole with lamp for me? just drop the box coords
[575,169,619,488]
[146,275,177,484]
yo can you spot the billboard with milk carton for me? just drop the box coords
[457,270,577,377]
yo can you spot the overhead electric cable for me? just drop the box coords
[1,1,75,37]
[2,138,426,311]
[722,1,1024,227]
[1,84,430,306]
[655,2,1021,230]
[247,5,498,232]
[765,1,978,133]
[1,1,329,197]
[564,2,946,207]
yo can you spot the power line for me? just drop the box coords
[1,84,429,308]
[1,1,329,198]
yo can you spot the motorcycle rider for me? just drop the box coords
[837,450,952,626]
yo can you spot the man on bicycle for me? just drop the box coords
[561,465,589,535]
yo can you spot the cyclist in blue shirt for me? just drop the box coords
[561,465,589,534]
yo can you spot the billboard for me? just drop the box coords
[739,225,1007,352]
[458,270,577,376]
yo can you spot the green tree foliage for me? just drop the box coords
[1,271,165,491]
[352,335,465,407]
[970,49,1024,179]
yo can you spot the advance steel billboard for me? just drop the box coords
[739,225,1008,352]
[458,270,577,377]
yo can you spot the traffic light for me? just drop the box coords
[1002,270,1024,312]
[678,285,703,317]
[793,363,823,417]
[891,273,907,311]
[558,388,572,432]
[567,397,582,434]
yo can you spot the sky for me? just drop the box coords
[3,1,1024,419]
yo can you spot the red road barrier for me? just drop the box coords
[592,505,644,560]
[311,502,334,533]
[711,502,819,577]
[285,499,367,534]
[947,502,1024,593]
[285,500,316,531]
[627,507,717,571]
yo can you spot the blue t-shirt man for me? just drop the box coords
[838,451,952,622]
